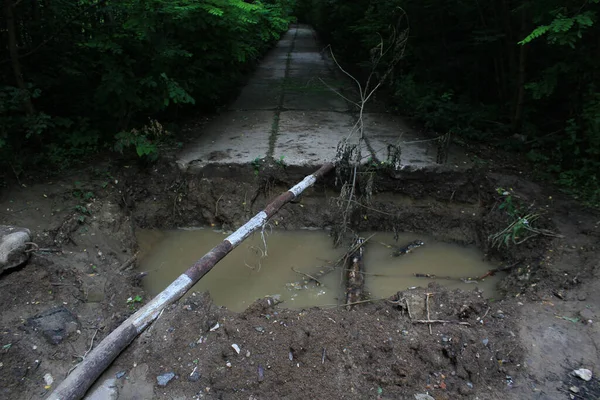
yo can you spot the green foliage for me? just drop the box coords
[496,188,520,218]
[114,119,170,161]
[490,188,548,249]
[519,5,598,47]
[127,295,143,310]
[1,0,296,170]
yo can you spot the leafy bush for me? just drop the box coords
[1,0,296,170]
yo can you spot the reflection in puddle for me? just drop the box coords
[136,229,502,312]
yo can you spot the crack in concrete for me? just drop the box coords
[267,25,298,159]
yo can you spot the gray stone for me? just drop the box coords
[188,369,201,382]
[570,386,580,393]
[573,368,592,381]
[27,306,79,345]
[579,308,595,320]
[157,372,176,387]
[0,225,31,274]
[414,394,435,400]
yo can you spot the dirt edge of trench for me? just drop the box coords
[0,160,598,400]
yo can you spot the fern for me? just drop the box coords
[520,11,597,45]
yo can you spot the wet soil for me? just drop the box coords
[1,156,599,400]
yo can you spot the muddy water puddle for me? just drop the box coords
[137,229,503,312]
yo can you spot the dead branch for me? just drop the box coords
[345,236,366,310]
[425,293,433,334]
[67,329,99,376]
[25,242,63,253]
[118,252,139,273]
[291,267,323,286]
[412,320,471,326]
[0,0,109,64]
[478,261,520,280]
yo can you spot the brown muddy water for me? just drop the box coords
[136,229,503,312]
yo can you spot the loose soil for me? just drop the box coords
[1,151,599,399]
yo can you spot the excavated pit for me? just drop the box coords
[96,162,556,399]
[128,162,551,281]
[1,161,564,400]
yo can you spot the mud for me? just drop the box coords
[1,159,599,399]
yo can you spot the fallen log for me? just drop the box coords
[345,236,366,310]
[285,234,374,288]
[46,162,334,400]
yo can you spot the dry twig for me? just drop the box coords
[291,267,323,286]
[426,293,433,334]
[67,329,99,376]
[412,320,471,326]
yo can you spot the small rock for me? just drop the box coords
[414,394,435,400]
[573,368,592,381]
[577,292,588,301]
[482,338,489,346]
[466,382,474,389]
[0,225,31,275]
[245,350,251,358]
[225,361,232,368]
[580,309,595,320]
[157,372,176,387]
[188,368,200,382]
[458,384,473,395]
[257,365,264,382]
[209,323,220,332]
[442,336,449,342]
[115,371,126,379]
[570,386,580,393]
[43,373,53,386]
[254,326,265,333]
[27,306,79,345]
[231,344,240,354]
[271,294,282,303]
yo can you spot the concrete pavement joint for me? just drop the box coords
[267,24,297,159]
[175,24,465,170]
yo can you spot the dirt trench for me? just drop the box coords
[0,160,599,400]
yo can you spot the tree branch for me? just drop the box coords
[0,0,108,65]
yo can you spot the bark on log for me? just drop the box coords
[46,162,334,400]
[345,237,365,310]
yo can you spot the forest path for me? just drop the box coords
[176,24,469,171]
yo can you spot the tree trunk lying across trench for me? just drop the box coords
[46,162,334,400]
[345,237,366,310]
